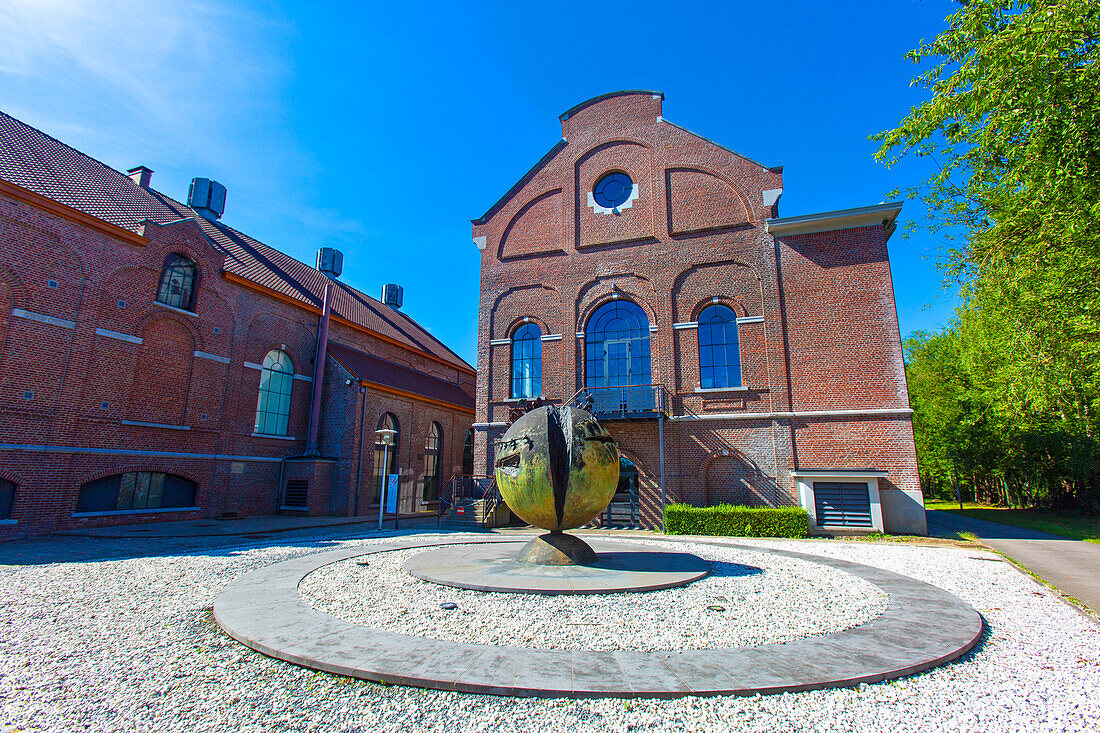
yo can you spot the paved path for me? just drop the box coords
[927,510,1100,614]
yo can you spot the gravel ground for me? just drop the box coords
[1,529,1098,732]
[299,542,887,651]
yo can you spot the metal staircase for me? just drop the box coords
[438,475,505,530]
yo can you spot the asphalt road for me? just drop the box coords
[927,510,1100,615]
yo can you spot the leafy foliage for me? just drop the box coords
[876,1,1100,513]
[664,504,808,538]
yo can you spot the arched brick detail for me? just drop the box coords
[498,189,564,260]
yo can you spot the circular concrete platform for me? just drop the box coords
[403,540,709,594]
[213,535,985,699]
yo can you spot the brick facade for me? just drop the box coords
[0,151,474,539]
[470,91,925,534]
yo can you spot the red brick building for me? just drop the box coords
[471,91,925,534]
[0,111,475,539]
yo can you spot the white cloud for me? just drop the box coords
[0,1,367,252]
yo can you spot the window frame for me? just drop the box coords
[510,322,543,399]
[253,350,294,437]
[371,413,400,506]
[697,304,742,390]
[0,478,16,520]
[155,253,199,312]
[422,422,443,503]
[584,299,652,389]
[75,471,197,514]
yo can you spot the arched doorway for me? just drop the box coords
[603,456,639,528]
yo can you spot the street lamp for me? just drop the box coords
[375,427,398,531]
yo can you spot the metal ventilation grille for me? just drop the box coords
[284,480,309,510]
[813,482,872,527]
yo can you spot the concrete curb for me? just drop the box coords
[214,535,984,699]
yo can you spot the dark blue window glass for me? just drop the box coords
[510,323,542,398]
[698,305,741,389]
[592,172,634,209]
[585,300,651,388]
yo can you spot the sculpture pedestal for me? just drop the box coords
[517,531,598,566]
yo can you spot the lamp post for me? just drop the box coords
[375,427,397,531]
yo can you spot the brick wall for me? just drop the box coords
[470,91,921,532]
[0,185,473,539]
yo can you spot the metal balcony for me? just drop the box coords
[571,384,668,421]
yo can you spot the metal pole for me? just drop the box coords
[658,399,667,533]
[378,442,388,532]
[951,457,963,511]
[305,282,333,455]
[352,387,366,517]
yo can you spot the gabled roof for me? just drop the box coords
[328,342,474,411]
[0,110,473,374]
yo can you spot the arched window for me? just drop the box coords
[77,472,196,513]
[0,478,15,520]
[585,299,651,388]
[372,413,400,504]
[461,427,475,475]
[423,422,443,501]
[698,304,741,389]
[253,350,294,436]
[510,322,542,399]
[155,254,198,311]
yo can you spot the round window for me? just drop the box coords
[592,172,634,209]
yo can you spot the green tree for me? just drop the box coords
[878,1,1100,511]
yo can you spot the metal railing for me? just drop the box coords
[438,474,500,528]
[570,384,668,420]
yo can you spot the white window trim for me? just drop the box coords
[193,350,229,364]
[694,386,749,394]
[251,432,297,441]
[152,300,198,317]
[120,420,190,431]
[12,309,75,329]
[96,328,143,344]
[792,470,886,533]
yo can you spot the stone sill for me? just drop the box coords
[72,507,200,518]
[694,386,749,394]
[251,433,297,441]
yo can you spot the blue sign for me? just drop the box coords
[385,474,399,514]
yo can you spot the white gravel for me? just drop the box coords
[299,542,887,651]
[1,530,1099,733]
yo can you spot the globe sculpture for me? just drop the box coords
[494,404,619,565]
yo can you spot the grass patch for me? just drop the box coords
[927,500,1100,543]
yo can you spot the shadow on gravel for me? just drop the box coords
[705,561,764,578]
[0,528,461,567]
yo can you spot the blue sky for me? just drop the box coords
[0,0,961,365]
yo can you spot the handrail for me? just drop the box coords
[571,384,668,418]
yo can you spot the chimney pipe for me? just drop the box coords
[127,166,153,188]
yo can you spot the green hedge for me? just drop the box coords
[664,503,808,538]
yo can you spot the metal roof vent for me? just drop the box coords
[382,283,403,310]
[187,178,227,220]
[316,247,343,278]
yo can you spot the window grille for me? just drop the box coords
[155,254,198,311]
[510,323,542,398]
[253,350,293,436]
[698,304,742,389]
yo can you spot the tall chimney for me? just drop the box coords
[127,166,153,188]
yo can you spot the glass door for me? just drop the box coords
[604,339,632,387]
